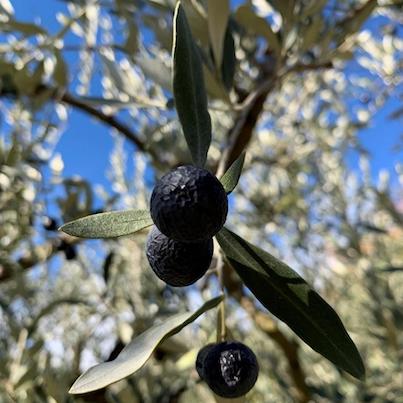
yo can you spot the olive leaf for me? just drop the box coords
[216,228,365,380]
[301,0,327,18]
[301,18,324,51]
[60,210,153,239]
[124,20,139,55]
[69,295,223,394]
[270,0,295,28]
[54,50,68,87]
[203,64,230,102]
[207,0,230,70]
[172,2,212,168]
[221,25,236,92]
[220,152,245,194]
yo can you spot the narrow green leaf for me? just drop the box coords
[181,0,210,48]
[124,20,139,55]
[221,24,236,91]
[172,2,212,167]
[301,0,327,18]
[203,65,230,102]
[234,5,281,55]
[69,295,223,394]
[54,50,68,87]
[207,0,230,70]
[220,152,245,194]
[60,210,153,239]
[216,228,365,380]
[301,18,324,51]
[270,0,295,27]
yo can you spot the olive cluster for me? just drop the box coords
[146,166,259,397]
[196,341,259,398]
[146,165,228,287]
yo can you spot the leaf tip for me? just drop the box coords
[173,1,182,21]
[68,373,90,395]
[351,357,366,381]
[58,223,69,234]
[68,382,79,395]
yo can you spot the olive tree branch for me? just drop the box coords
[58,91,164,168]
[216,60,334,177]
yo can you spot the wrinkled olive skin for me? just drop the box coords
[146,226,213,287]
[150,165,228,242]
[198,341,259,398]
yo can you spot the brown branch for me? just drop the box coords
[216,61,333,177]
[291,61,334,73]
[1,83,163,167]
[58,91,165,169]
[59,92,148,153]
[216,80,275,177]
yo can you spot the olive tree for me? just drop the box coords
[0,0,402,402]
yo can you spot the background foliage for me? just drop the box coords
[0,0,402,402]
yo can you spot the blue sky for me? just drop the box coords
[9,0,402,196]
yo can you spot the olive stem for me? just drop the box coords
[216,244,227,342]
[218,300,226,342]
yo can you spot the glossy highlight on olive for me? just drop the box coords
[196,341,259,398]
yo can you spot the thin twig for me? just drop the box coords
[215,247,227,342]
[60,92,146,152]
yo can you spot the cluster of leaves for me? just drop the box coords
[0,0,402,402]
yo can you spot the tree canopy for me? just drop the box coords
[0,0,402,402]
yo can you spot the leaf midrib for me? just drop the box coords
[63,215,152,237]
[65,212,149,229]
[174,7,203,167]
